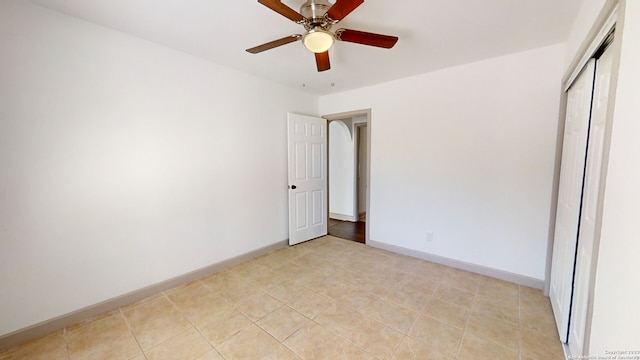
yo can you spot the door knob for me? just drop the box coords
[290,185,297,189]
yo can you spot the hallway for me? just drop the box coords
[328,219,365,243]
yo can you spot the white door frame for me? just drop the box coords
[324,109,371,243]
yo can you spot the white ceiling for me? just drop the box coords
[31,0,584,95]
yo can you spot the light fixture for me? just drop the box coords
[302,28,334,53]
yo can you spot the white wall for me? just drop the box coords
[0,1,316,336]
[564,0,609,69]
[588,0,640,354]
[320,44,565,280]
[329,121,355,218]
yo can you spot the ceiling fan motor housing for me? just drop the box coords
[300,0,332,26]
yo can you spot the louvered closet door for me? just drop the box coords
[549,59,596,343]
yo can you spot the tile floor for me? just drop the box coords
[0,236,565,360]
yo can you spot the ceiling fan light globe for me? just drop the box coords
[303,29,334,53]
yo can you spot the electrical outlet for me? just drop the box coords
[426,232,434,242]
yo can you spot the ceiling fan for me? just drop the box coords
[246,0,399,72]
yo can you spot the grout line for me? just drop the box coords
[162,287,229,359]
[119,308,148,360]
[63,327,70,360]
[453,284,478,359]
[518,285,523,360]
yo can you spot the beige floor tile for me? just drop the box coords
[286,289,334,319]
[315,304,404,359]
[293,272,330,289]
[199,270,242,291]
[353,271,406,297]
[433,284,475,308]
[145,328,212,360]
[520,305,559,335]
[120,293,166,313]
[257,306,310,341]
[215,280,262,305]
[472,296,519,325]
[252,248,302,269]
[235,291,282,321]
[264,279,308,303]
[194,349,224,360]
[410,261,449,282]
[283,322,376,360]
[66,311,143,360]
[68,331,142,360]
[180,293,232,327]
[466,312,520,350]
[424,298,471,329]
[228,260,270,278]
[441,268,482,294]
[520,328,565,360]
[457,333,519,360]
[271,259,311,279]
[260,343,303,360]
[477,277,519,306]
[165,281,212,310]
[519,288,554,313]
[65,310,128,340]
[408,315,464,358]
[121,295,176,325]
[315,278,353,300]
[340,290,418,334]
[197,307,252,345]
[519,285,546,300]
[0,331,68,360]
[123,296,192,351]
[216,324,278,360]
[392,335,455,360]
[381,279,435,310]
[242,268,284,290]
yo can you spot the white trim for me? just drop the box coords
[0,239,288,350]
[369,240,545,289]
[564,4,618,91]
[329,212,358,222]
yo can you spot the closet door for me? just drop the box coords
[568,44,614,356]
[549,59,596,343]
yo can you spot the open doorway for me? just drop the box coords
[325,110,370,244]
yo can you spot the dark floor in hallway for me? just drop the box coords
[328,218,365,243]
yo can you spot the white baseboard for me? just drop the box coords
[368,239,545,290]
[0,239,288,351]
[329,213,358,222]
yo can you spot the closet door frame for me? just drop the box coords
[545,2,620,357]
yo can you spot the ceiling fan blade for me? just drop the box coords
[315,51,331,72]
[257,0,305,22]
[335,29,399,49]
[246,35,302,54]
[325,0,364,21]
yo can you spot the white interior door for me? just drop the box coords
[568,45,614,356]
[287,113,328,245]
[549,59,596,343]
